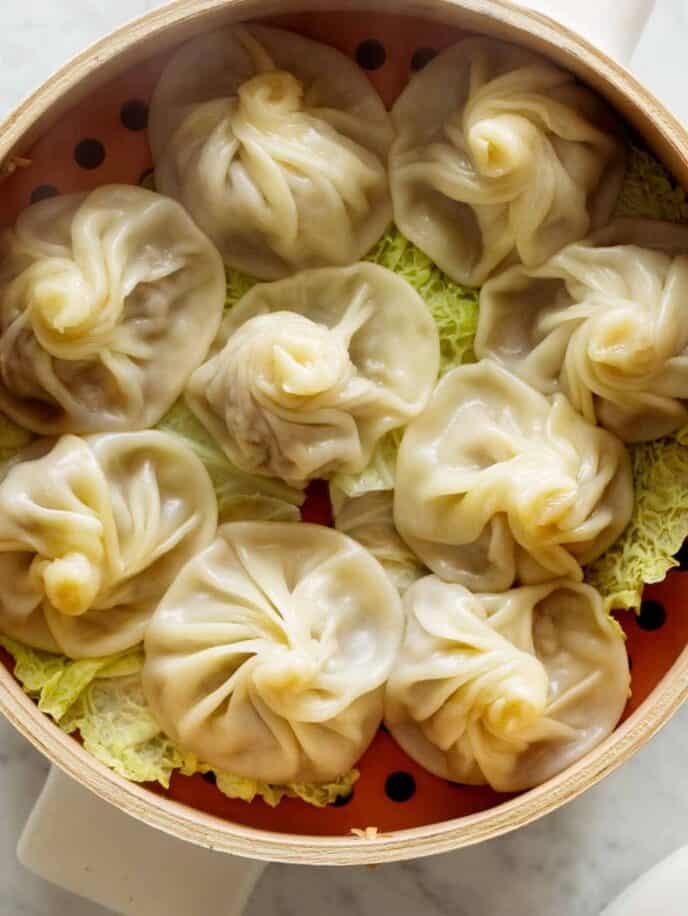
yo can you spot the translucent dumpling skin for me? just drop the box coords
[150,25,394,279]
[393,361,633,591]
[143,522,404,784]
[186,263,440,484]
[0,186,226,434]
[389,37,625,286]
[331,487,426,594]
[476,218,688,442]
[0,431,217,658]
[385,575,630,791]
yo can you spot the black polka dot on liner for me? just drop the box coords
[121,99,149,132]
[74,138,106,170]
[30,184,59,204]
[331,790,354,807]
[356,39,386,71]
[385,771,416,802]
[202,771,217,785]
[637,599,666,632]
[411,47,437,71]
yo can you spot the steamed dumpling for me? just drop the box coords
[393,361,633,591]
[385,575,629,791]
[186,263,440,484]
[0,431,217,658]
[476,219,688,442]
[389,37,625,286]
[0,186,225,434]
[331,487,426,593]
[149,25,394,279]
[143,522,404,783]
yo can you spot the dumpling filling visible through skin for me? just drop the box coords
[393,360,633,591]
[142,522,404,784]
[150,24,394,279]
[476,218,688,442]
[385,575,630,791]
[389,36,625,286]
[186,263,440,484]
[0,431,217,658]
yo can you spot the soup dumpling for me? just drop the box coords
[385,575,629,791]
[0,186,225,434]
[390,37,625,286]
[476,219,688,442]
[0,431,217,658]
[149,25,394,279]
[143,522,404,784]
[186,263,440,484]
[393,360,633,591]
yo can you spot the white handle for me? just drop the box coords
[600,845,688,915]
[18,768,265,916]
[519,0,656,64]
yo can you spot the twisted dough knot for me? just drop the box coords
[574,300,669,382]
[460,111,537,181]
[9,257,122,359]
[253,313,356,404]
[237,69,304,122]
[30,551,103,616]
[427,648,550,749]
[508,453,579,530]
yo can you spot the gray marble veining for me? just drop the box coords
[2,2,688,915]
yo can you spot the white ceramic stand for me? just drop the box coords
[18,769,265,916]
[15,3,655,915]
[600,845,688,915]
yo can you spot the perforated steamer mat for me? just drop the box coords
[1,8,688,840]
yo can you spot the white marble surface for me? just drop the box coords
[2,2,688,915]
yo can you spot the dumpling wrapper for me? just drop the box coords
[0,185,225,434]
[393,360,633,591]
[150,24,394,279]
[186,263,440,484]
[143,522,404,784]
[331,487,426,593]
[385,575,630,791]
[390,37,625,286]
[0,431,217,658]
[476,218,688,442]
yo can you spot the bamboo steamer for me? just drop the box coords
[1,0,688,867]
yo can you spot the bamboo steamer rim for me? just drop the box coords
[1,0,688,866]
